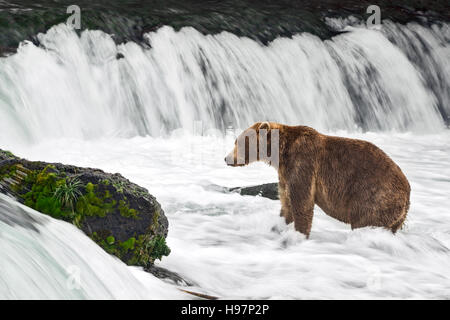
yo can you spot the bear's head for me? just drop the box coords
[224,121,279,168]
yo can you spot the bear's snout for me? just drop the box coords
[225,151,244,167]
[224,153,235,166]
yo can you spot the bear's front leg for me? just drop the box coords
[288,180,315,238]
[279,179,293,224]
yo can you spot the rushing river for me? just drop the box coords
[2,131,448,299]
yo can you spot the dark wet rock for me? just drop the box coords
[0,46,16,57]
[145,264,193,286]
[205,182,280,200]
[0,148,170,268]
[229,182,279,200]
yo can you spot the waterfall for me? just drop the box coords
[0,20,448,145]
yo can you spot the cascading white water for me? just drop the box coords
[327,18,450,123]
[381,21,450,122]
[0,20,447,146]
[0,193,186,299]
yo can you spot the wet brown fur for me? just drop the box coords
[225,122,411,238]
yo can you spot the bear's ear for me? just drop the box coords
[259,121,270,131]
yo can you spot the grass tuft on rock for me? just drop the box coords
[54,178,83,214]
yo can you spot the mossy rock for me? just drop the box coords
[0,149,170,267]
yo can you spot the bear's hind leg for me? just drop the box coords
[389,208,407,233]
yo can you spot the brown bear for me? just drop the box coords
[225,122,410,238]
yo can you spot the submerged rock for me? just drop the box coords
[229,182,279,200]
[145,265,192,286]
[0,149,170,268]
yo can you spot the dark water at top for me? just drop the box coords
[1,0,449,54]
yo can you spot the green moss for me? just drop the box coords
[152,208,160,229]
[18,166,116,224]
[146,235,171,262]
[130,234,171,265]
[0,150,15,158]
[130,187,148,198]
[91,232,165,266]
[106,236,115,245]
[121,237,136,251]
[74,183,116,221]
[111,180,126,193]
[0,163,30,185]
[86,182,94,193]
[91,232,122,258]
[22,165,70,219]
[118,199,138,218]
[0,164,17,180]
[90,232,170,267]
